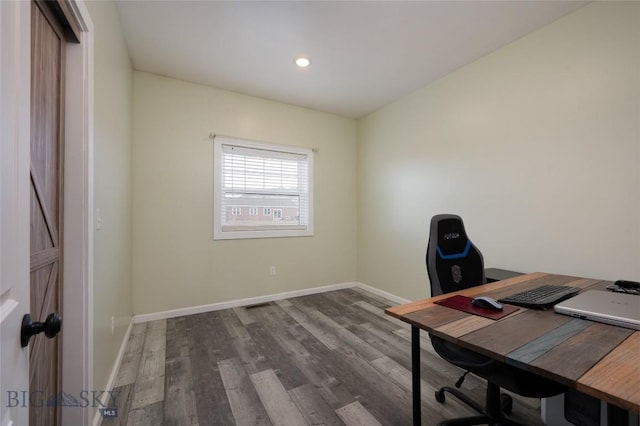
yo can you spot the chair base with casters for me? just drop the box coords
[435,381,522,426]
[430,335,565,426]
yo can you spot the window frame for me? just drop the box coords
[213,135,314,240]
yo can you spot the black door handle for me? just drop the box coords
[21,313,62,348]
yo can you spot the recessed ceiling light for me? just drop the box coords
[295,57,311,68]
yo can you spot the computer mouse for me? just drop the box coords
[472,296,503,311]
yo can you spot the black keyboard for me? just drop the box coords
[499,285,581,309]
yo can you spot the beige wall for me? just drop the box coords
[358,2,640,301]
[132,72,358,314]
[86,0,134,394]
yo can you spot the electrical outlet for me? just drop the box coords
[269,266,276,276]
[96,208,103,230]
[111,316,115,335]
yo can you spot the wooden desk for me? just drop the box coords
[385,272,640,425]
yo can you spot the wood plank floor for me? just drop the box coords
[100,287,545,425]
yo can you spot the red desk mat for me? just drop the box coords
[434,295,519,320]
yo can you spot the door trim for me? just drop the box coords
[51,0,93,424]
[60,1,93,425]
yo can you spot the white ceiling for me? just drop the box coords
[115,1,587,119]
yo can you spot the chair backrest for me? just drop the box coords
[427,214,486,296]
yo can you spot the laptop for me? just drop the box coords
[554,290,640,330]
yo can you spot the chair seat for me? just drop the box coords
[431,335,565,398]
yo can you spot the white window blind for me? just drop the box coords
[213,135,313,240]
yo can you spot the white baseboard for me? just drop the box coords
[92,318,134,426]
[355,281,412,305]
[133,281,358,323]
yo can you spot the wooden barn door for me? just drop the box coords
[30,1,70,424]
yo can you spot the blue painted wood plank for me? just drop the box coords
[506,319,592,368]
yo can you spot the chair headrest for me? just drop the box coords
[431,214,471,259]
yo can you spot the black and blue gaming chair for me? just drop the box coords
[427,214,486,296]
[426,214,565,426]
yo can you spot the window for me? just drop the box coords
[213,135,313,240]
